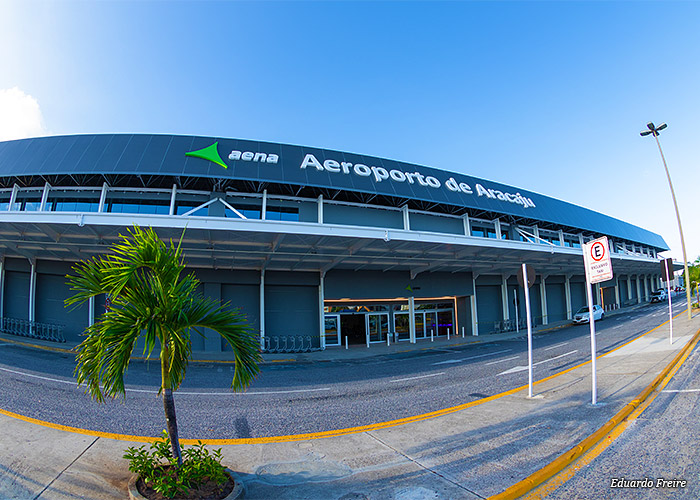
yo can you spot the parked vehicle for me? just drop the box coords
[650,289,667,303]
[573,305,604,324]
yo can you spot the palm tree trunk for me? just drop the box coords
[163,387,183,466]
[161,342,183,466]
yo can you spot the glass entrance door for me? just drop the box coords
[367,313,389,343]
[393,312,410,341]
[324,315,341,346]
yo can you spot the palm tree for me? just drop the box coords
[66,226,261,465]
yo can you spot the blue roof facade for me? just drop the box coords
[0,134,668,250]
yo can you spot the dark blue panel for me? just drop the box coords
[0,133,669,250]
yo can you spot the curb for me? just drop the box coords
[490,326,700,499]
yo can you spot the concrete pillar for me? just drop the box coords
[261,189,267,220]
[540,276,548,325]
[408,296,416,343]
[319,272,325,349]
[0,256,4,320]
[40,182,51,211]
[643,274,650,301]
[615,277,621,307]
[402,205,410,231]
[98,182,109,213]
[88,297,95,326]
[470,294,478,336]
[203,283,222,352]
[8,184,19,210]
[495,219,502,240]
[317,195,324,224]
[635,275,642,304]
[564,275,572,320]
[626,277,632,306]
[462,215,470,236]
[471,275,479,335]
[168,184,177,215]
[28,260,36,323]
[501,275,510,321]
[259,270,265,350]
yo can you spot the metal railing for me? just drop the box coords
[263,335,320,353]
[0,317,66,343]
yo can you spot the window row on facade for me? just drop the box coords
[0,183,659,259]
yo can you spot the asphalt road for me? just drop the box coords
[0,299,688,440]
[547,304,700,500]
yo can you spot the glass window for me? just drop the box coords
[324,316,340,346]
[52,200,100,212]
[18,200,41,211]
[470,227,486,238]
[109,202,167,214]
[176,204,204,215]
[266,207,299,221]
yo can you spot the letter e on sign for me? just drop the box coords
[583,236,614,284]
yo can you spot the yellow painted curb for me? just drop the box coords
[0,312,686,445]
[490,322,700,500]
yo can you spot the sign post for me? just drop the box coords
[582,236,613,406]
[517,263,535,398]
[661,258,674,344]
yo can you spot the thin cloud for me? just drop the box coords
[0,87,48,141]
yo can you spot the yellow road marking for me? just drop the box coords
[0,312,689,445]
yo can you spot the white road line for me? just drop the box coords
[0,366,330,396]
[485,355,520,366]
[431,349,512,366]
[390,372,445,383]
[544,342,569,351]
[661,389,700,393]
[128,387,332,396]
[0,366,75,385]
[498,350,578,375]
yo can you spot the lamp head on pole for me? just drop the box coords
[640,121,667,137]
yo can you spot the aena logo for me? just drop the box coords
[185,142,279,169]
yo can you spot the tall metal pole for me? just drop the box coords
[650,129,692,320]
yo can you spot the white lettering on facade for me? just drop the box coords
[298,154,537,208]
[229,150,279,164]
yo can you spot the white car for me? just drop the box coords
[650,289,667,303]
[573,305,604,324]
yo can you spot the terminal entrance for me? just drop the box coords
[324,299,455,346]
[340,314,365,345]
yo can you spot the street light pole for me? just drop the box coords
[640,122,692,320]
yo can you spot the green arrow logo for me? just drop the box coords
[185,142,228,169]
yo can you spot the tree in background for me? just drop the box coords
[66,226,261,464]
[689,256,700,306]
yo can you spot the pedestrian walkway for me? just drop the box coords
[0,306,697,499]
[0,301,648,366]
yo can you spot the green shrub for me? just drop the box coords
[124,430,228,499]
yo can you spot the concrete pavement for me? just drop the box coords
[1,307,699,499]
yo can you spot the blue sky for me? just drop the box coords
[1,1,698,263]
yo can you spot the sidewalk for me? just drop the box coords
[0,301,647,366]
[0,306,697,499]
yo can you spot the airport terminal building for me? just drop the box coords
[0,134,670,353]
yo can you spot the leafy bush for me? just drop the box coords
[124,430,229,499]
